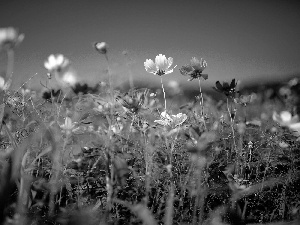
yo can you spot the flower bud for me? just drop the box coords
[94,42,108,54]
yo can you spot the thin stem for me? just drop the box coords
[160,77,166,110]
[105,53,113,99]
[198,78,204,116]
[124,54,134,89]
[13,73,38,98]
[6,49,14,80]
[57,90,70,121]
[227,98,238,173]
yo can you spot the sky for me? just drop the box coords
[1,0,300,92]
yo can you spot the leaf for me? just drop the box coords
[215,81,223,92]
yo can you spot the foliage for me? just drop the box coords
[0,28,300,225]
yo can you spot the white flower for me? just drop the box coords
[0,27,24,50]
[44,54,70,72]
[0,76,12,91]
[21,87,30,96]
[154,111,187,128]
[59,117,77,136]
[94,42,108,54]
[272,111,299,127]
[273,111,300,136]
[110,123,123,134]
[61,71,77,86]
[144,54,177,76]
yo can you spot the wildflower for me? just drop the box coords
[246,119,261,127]
[144,54,177,76]
[154,111,187,128]
[116,89,147,114]
[234,94,253,106]
[279,86,291,97]
[44,54,70,73]
[272,111,299,127]
[278,141,289,148]
[94,42,109,54]
[61,70,77,86]
[288,78,298,87]
[0,27,24,50]
[93,94,117,113]
[0,76,12,91]
[42,89,62,102]
[71,83,99,95]
[21,87,30,96]
[110,122,123,134]
[213,79,238,98]
[179,57,208,81]
[59,116,77,136]
[273,111,300,136]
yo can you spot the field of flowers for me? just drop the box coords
[0,27,299,225]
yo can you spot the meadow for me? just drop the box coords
[0,27,299,225]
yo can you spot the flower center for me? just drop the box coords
[156,70,165,76]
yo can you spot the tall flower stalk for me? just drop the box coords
[0,27,24,80]
[144,54,177,111]
[214,79,239,173]
[160,77,166,110]
[179,57,208,117]
[0,27,24,126]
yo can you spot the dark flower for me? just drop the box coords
[116,88,148,114]
[42,89,62,102]
[71,83,99,95]
[213,79,238,98]
[94,42,108,54]
[179,57,208,81]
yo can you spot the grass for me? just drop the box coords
[0,40,300,225]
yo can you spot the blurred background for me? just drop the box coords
[0,0,300,93]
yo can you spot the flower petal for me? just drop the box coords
[56,54,64,65]
[230,79,236,88]
[155,54,168,71]
[144,59,157,74]
[164,66,176,75]
[215,81,223,91]
[201,74,208,80]
[167,57,174,69]
[154,119,169,126]
[179,65,194,75]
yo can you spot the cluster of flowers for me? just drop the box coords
[3,27,292,140]
[144,54,209,127]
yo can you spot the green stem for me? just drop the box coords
[6,49,14,80]
[105,53,113,101]
[227,98,238,171]
[160,77,166,110]
[125,55,134,89]
[198,78,204,116]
